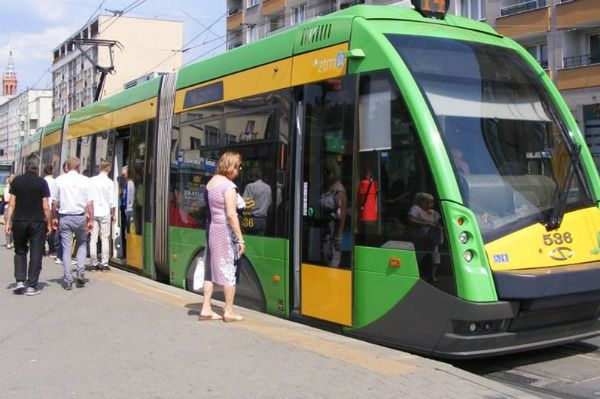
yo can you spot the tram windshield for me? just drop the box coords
[389,34,593,241]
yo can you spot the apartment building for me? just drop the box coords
[0,90,52,168]
[51,15,183,119]
[225,0,397,49]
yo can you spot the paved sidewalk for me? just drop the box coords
[0,246,540,399]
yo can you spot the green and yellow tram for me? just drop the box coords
[22,3,600,358]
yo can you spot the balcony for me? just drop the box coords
[557,63,600,90]
[261,0,286,16]
[227,9,244,30]
[557,0,600,30]
[501,0,546,16]
[495,5,550,38]
[563,54,600,69]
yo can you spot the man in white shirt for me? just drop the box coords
[43,164,57,255]
[52,156,94,290]
[242,167,272,236]
[89,160,116,271]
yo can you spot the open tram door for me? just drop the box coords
[112,127,146,272]
[295,76,356,327]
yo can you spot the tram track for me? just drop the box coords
[453,341,600,399]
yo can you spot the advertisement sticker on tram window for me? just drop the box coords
[205,158,216,174]
[183,175,206,209]
[493,254,509,263]
[177,149,184,168]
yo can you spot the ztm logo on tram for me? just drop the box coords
[549,247,574,261]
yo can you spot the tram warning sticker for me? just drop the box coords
[493,254,509,263]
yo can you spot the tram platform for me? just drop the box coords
[0,245,540,399]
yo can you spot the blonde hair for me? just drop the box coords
[217,151,242,176]
[67,156,81,171]
[100,160,112,173]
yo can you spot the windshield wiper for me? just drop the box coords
[545,143,581,231]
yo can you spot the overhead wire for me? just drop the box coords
[140,10,227,76]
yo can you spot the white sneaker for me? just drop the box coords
[12,282,26,294]
[55,258,63,264]
[25,287,42,296]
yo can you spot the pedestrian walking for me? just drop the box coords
[4,174,15,249]
[89,160,116,271]
[52,156,94,290]
[43,164,57,256]
[5,155,51,295]
[53,161,69,265]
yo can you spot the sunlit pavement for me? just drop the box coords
[0,245,540,399]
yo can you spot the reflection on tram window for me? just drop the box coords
[355,70,454,292]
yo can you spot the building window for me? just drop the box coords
[526,43,548,69]
[292,5,306,25]
[591,34,600,65]
[248,0,260,7]
[501,0,546,17]
[266,16,283,33]
[456,0,486,20]
[247,25,259,43]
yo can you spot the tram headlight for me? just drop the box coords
[463,250,473,262]
[458,232,468,244]
[469,323,478,332]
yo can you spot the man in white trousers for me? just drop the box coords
[89,160,116,271]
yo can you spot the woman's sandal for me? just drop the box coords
[223,314,244,323]
[198,312,223,321]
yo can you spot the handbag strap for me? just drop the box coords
[361,178,374,208]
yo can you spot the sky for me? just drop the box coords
[0,0,227,93]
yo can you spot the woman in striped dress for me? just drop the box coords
[199,152,245,322]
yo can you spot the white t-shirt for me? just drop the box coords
[44,175,56,209]
[90,172,116,217]
[54,171,94,215]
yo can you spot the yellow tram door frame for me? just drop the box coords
[300,263,352,326]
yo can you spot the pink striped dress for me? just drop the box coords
[206,179,238,286]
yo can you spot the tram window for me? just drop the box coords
[180,104,223,123]
[94,133,109,175]
[51,143,61,177]
[41,144,54,174]
[66,139,77,161]
[225,108,276,142]
[170,116,212,229]
[79,136,92,177]
[236,143,279,237]
[356,71,454,291]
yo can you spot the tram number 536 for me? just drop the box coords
[543,232,573,246]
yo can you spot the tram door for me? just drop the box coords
[299,77,356,326]
[113,123,147,270]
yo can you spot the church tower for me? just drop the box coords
[3,51,17,96]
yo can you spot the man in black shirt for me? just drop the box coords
[5,154,51,295]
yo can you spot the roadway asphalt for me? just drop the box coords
[0,244,541,399]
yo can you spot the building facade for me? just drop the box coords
[0,89,52,168]
[51,15,183,119]
[225,0,397,49]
